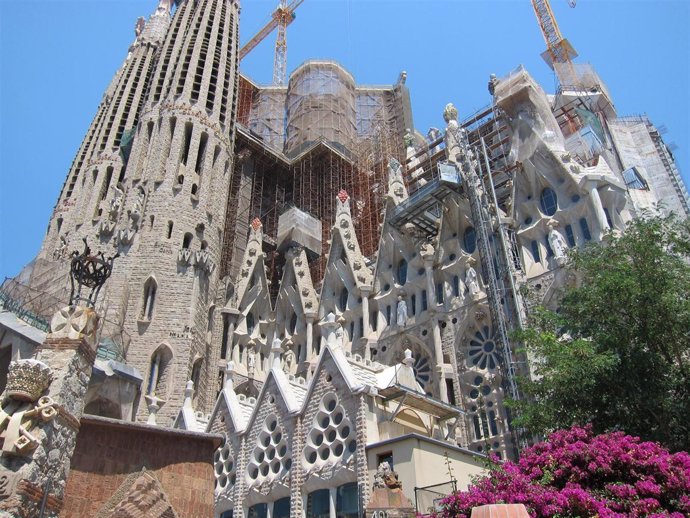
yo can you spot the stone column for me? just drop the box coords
[328,487,337,518]
[421,246,448,403]
[360,286,372,360]
[586,181,609,237]
[0,305,99,518]
[431,312,448,403]
[305,312,317,360]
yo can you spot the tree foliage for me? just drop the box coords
[435,426,690,518]
[511,215,690,451]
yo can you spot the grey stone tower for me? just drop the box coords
[31,0,241,424]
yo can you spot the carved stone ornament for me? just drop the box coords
[1,360,57,456]
[4,359,53,403]
[48,305,99,348]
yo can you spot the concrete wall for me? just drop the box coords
[366,434,486,505]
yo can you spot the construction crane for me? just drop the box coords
[239,0,304,86]
[530,0,578,86]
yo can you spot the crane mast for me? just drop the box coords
[239,0,303,86]
[530,0,578,86]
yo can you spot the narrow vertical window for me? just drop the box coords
[544,236,554,257]
[141,277,158,321]
[181,122,193,165]
[436,282,444,304]
[411,294,417,315]
[565,224,576,247]
[530,240,541,263]
[453,275,460,297]
[167,221,174,239]
[396,258,408,285]
[421,290,428,311]
[579,217,592,241]
[195,133,208,174]
[220,314,230,359]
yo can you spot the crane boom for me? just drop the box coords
[530,0,578,83]
[238,0,304,85]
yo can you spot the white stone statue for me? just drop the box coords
[465,258,480,299]
[396,296,407,326]
[283,349,297,375]
[547,220,568,261]
[443,103,462,164]
[335,323,344,349]
[247,345,256,371]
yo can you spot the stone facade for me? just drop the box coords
[3,2,690,517]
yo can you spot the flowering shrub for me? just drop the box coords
[436,426,690,518]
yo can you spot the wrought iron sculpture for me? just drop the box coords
[69,239,119,307]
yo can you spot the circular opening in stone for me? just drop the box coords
[340,426,351,439]
[333,443,344,456]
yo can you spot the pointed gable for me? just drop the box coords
[232,217,272,314]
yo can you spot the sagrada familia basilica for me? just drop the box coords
[0,0,687,516]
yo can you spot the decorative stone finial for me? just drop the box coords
[443,103,458,124]
[183,380,194,409]
[337,189,349,203]
[251,217,262,231]
[225,361,235,390]
[4,359,53,403]
[48,305,100,349]
[271,338,283,370]
[145,395,164,425]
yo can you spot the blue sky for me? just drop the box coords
[1,0,689,279]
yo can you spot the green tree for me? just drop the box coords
[511,214,690,451]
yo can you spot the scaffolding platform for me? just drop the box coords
[389,162,463,237]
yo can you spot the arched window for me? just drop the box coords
[147,345,173,397]
[396,258,408,285]
[540,187,558,216]
[463,227,477,253]
[182,232,193,249]
[166,221,173,239]
[140,277,157,321]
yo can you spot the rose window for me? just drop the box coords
[412,354,432,394]
[214,442,236,492]
[468,325,501,370]
[246,414,291,484]
[303,392,356,469]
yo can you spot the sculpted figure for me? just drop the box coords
[396,296,407,326]
[547,219,568,260]
[465,257,481,299]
